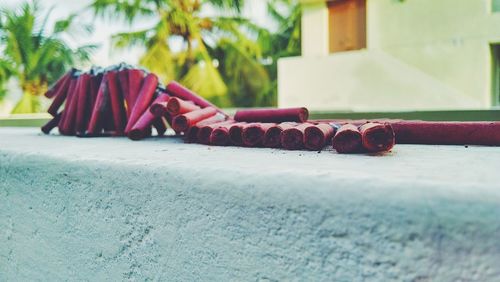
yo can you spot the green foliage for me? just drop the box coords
[1,0,302,109]
[216,0,301,107]
[0,58,15,100]
[90,0,285,107]
[264,0,301,58]
[0,0,96,113]
[258,0,302,106]
[212,38,269,107]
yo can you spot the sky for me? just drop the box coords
[1,0,275,67]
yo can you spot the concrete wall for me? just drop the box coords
[1,128,500,280]
[279,0,500,111]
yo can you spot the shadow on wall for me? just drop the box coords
[278,50,483,112]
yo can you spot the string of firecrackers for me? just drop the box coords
[42,64,500,154]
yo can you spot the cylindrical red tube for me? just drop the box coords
[359,123,395,152]
[172,107,218,133]
[281,123,312,150]
[148,94,170,135]
[125,73,158,133]
[149,94,171,117]
[47,70,77,116]
[304,123,336,151]
[391,121,500,146]
[228,122,248,146]
[87,75,110,135]
[102,102,116,133]
[129,93,171,139]
[44,88,55,99]
[59,75,83,135]
[166,97,201,116]
[45,88,55,99]
[165,81,224,113]
[57,77,79,135]
[210,123,240,146]
[308,120,500,146]
[74,73,92,134]
[41,113,62,134]
[210,127,231,146]
[150,101,168,117]
[127,68,145,113]
[332,124,363,154]
[128,110,156,141]
[107,71,127,135]
[117,69,130,117]
[262,122,297,148]
[185,126,200,143]
[234,107,309,123]
[153,117,168,136]
[184,114,227,143]
[197,120,233,145]
[90,73,103,108]
[45,69,74,99]
[242,123,276,147]
[143,126,153,138]
[195,113,228,127]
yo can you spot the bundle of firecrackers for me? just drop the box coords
[42,64,500,154]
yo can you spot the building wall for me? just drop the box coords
[367,0,500,107]
[301,2,329,56]
[279,0,500,111]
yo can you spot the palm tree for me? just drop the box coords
[0,1,97,113]
[90,0,270,107]
[0,58,14,102]
[211,36,271,107]
[256,0,301,106]
[264,0,301,59]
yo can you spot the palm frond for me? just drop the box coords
[215,37,270,107]
[180,37,227,100]
[53,13,94,37]
[0,58,16,101]
[0,0,99,112]
[139,38,175,83]
[266,1,287,23]
[209,16,263,58]
[74,44,99,62]
[207,0,245,13]
[111,29,151,49]
[90,0,156,24]
[35,5,54,41]
[180,59,227,100]
[11,91,41,114]
[1,2,37,69]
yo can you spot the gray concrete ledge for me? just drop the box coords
[1,128,500,281]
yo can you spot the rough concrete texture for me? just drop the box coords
[1,127,500,281]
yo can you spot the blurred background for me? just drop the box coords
[0,0,499,118]
[0,0,299,114]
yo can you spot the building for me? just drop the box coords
[278,0,500,111]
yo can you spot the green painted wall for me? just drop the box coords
[284,0,500,111]
[367,0,500,107]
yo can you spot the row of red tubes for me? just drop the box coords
[43,65,166,137]
[42,65,500,153]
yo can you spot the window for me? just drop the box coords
[493,0,500,12]
[493,45,500,105]
[328,0,367,53]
